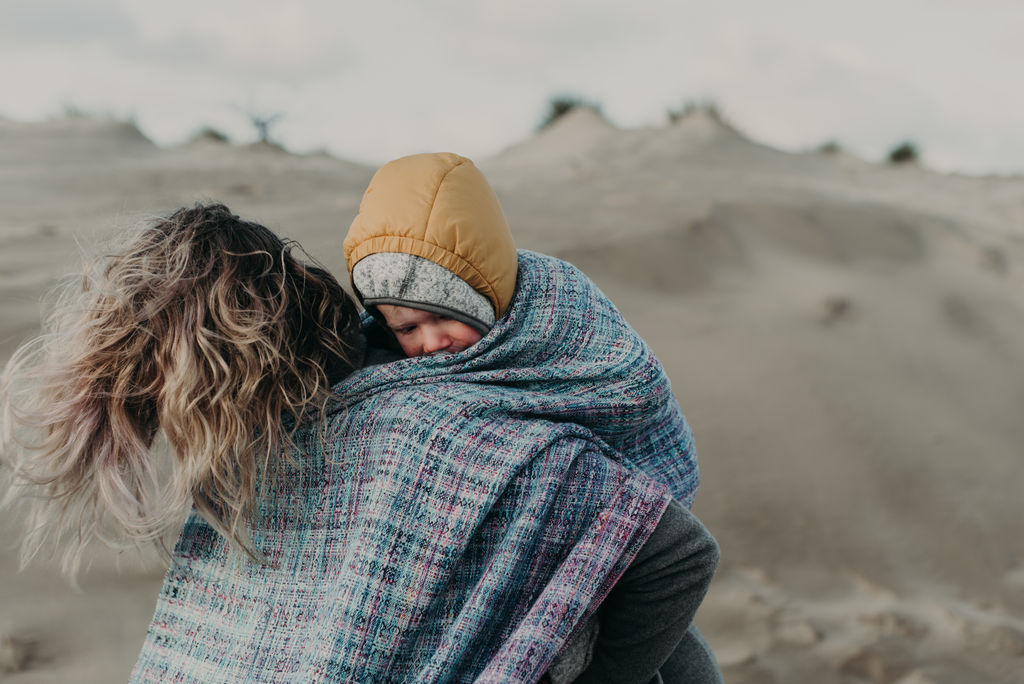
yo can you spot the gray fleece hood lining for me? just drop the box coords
[352,252,495,334]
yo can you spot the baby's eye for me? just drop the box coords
[393,326,415,335]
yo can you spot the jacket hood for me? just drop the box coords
[344,152,518,320]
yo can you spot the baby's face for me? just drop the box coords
[376,304,483,357]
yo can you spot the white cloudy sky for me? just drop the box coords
[2,0,1022,174]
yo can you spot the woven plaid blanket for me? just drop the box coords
[131,251,695,682]
[374,251,700,507]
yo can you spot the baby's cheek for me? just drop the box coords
[398,338,423,358]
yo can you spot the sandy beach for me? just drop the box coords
[2,110,1023,683]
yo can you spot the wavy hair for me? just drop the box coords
[1,203,360,574]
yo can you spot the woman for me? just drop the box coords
[1,203,717,682]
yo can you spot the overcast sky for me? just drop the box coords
[2,0,1022,174]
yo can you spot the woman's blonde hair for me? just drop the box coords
[1,203,359,574]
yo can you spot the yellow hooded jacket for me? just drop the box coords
[344,152,518,320]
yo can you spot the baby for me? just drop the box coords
[344,152,722,683]
[344,150,515,358]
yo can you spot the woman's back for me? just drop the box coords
[132,376,671,682]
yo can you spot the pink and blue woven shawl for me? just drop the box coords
[131,251,698,683]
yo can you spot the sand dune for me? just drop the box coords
[2,113,1022,683]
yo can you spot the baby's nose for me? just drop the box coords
[422,328,451,354]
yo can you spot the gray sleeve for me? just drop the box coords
[574,499,720,684]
